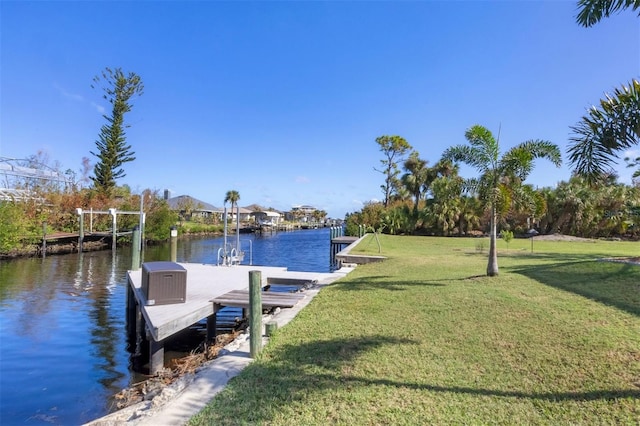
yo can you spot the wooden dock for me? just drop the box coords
[127,263,344,373]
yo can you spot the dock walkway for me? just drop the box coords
[127,263,345,373]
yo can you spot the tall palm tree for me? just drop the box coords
[224,190,240,217]
[443,125,562,276]
[224,190,240,253]
[567,79,640,182]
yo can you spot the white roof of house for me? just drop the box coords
[253,211,281,217]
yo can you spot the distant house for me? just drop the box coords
[252,210,282,227]
[286,205,318,222]
[223,206,254,222]
[166,195,221,221]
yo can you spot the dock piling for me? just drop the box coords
[109,208,117,251]
[77,208,84,252]
[149,339,164,375]
[249,270,262,357]
[170,226,177,262]
[131,226,141,271]
[41,221,47,258]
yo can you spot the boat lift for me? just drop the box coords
[217,206,252,266]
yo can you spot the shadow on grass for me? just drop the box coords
[330,275,445,292]
[465,249,626,264]
[194,335,639,424]
[507,260,640,317]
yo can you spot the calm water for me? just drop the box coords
[0,228,333,425]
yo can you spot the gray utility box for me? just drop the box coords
[141,261,187,306]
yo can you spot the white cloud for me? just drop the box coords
[90,101,106,114]
[54,82,106,114]
[54,82,83,101]
[295,176,310,183]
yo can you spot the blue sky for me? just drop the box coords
[1,1,638,218]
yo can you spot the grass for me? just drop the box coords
[189,235,640,425]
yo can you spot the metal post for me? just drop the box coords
[131,226,140,271]
[249,270,263,357]
[170,226,178,262]
[139,194,144,251]
[77,208,84,253]
[109,208,117,251]
[236,206,240,256]
[223,207,228,256]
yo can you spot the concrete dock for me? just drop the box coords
[127,263,349,374]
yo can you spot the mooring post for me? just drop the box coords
[139,194,144,252]
[76,208,84,252]
[170,226,177,262]
[206,314,216,343]
[149,338,165,375]
[109,208,118,252]
[265,321,278,337]
[249,270,263,357]
[126,284,137,350]
[41,221,47,258]
[131,226,141,271]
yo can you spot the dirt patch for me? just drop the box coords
[602,257,640,265]
[531,234,638,264]
[532,234,596,242]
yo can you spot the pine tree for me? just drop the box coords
[90,67,144,195]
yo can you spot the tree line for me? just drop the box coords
[2,1,638,263]
[346,0,640,276]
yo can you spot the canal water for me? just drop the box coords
[0,227,333,425]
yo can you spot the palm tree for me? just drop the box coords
[443,125,562,276]
[567,79,640,182]
[401,151,431,215]
[224,190,240,217]
[224,190,240,254]
[570,2,640,182]
[575,0,640,28]
[457,195,482,236]
[429,175,463,236]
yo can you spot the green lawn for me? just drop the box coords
[189,235,640,425]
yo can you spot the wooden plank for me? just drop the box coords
[212,289,305,309]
